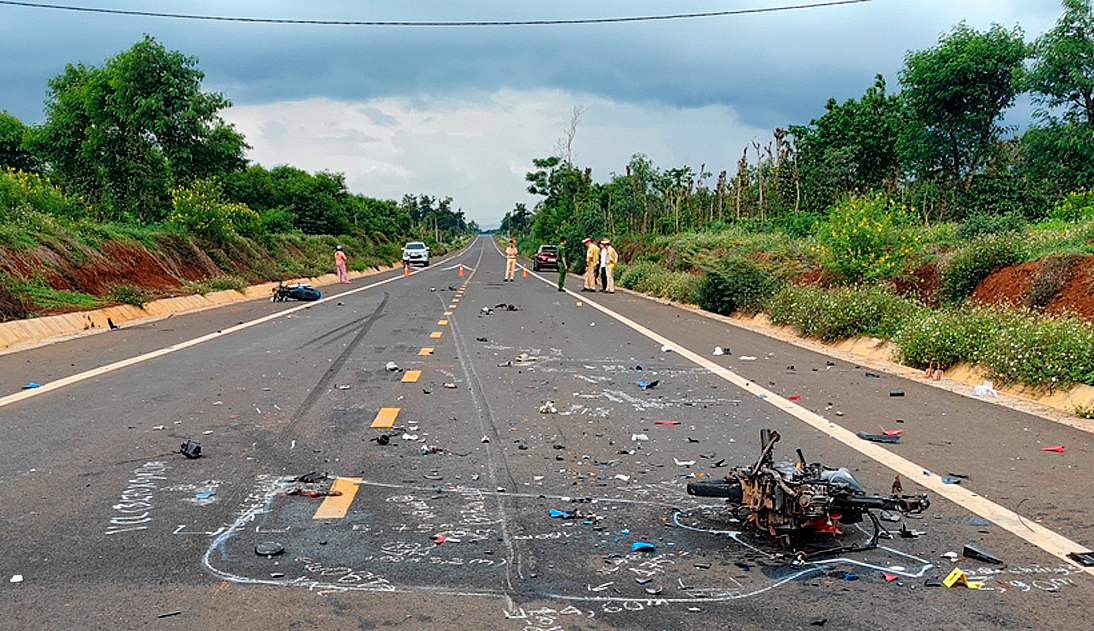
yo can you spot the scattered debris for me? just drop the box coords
[631,542,656,552]
[843,573,859,581]
[739,356,757,361]
[941,551,959,562]
[481,435,490,443]
[549,509,575,519]
[1067,551,1094,567]
[899,524,923,539]
[942,477,963,484]
[631,433,649,442]
[375,435,391,446]
[948,472,970,480]
[179,440,202,459]
[963,544,1003,565]
[787,395,801,401]
[385,361,400,372]
[157,611,183,619]
[974,381,998,397]
[10,574,23,584]
[108,317,119,330]
[614,474,630,482]
[443,382,457,389]
[734,562,751,571]
[195,490,216,501]
[21,382,40,390]
[713,347,725,356]
[857,431,900,444]
[476,337,488,342]
[254,541,284,557]
[336,384,352,390]
[865,372,880,378]
[924,577,943,587]
[810,619,827,627]
[882,572,899,583]
[152,425,165,431]
[481,307,493,315]
[432,535,447,544]
[889,391,905,397]
[654,420,680,426]
[673,458,696,467]
[1042,445,1065,453]
[295,472,328,483]
[660,345,673,353]
[539,401,557,414]
[637,380,660,390]
[286,488,342,498]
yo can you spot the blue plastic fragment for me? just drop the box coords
[632,542,655,552]
[22,382,40,389]
[621,529,630,535]
[549,509,574,519]
[942,477,962,484]
[844,573,859,581]
[195,490,216,500]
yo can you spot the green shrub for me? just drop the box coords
[618,262,657,290]
[939,235,1026,303]
[697,257,780,315]
[768,285,922,342]
[0,168,88,222]
[168,179,262,243]
[954,212,1026,241]
[1048,188,1094,223]
[816,194,916,284]
[894,306,1017,369]
[109,283,149,308]
[1025,252,1082,311]
[981,314,1094,388]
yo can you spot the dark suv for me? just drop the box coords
[533,245,559,271]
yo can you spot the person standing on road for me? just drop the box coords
[600,239,618,293]
[556,237,568,292]
[504,238,518,282]
[335,245,349,283]
[582,238,598,291]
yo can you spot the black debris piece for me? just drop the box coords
[1067,551,1094,567]
[295,471,327,484]
[924,578,943,587]
[865,371,880,378]
[811,620,828,627]
[889,391,905,397]
[963,543,1003,565]
[857,431,900,444]
[255,541,284,556]
[179,440,202,459]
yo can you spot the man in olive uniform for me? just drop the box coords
[582,237,598,291]
[556,237,568,292]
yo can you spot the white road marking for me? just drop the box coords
[525,265,1094,576]
[0,237,480,410]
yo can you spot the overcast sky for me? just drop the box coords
[0,1,1067,227]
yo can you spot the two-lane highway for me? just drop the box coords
[0,235,1090,630]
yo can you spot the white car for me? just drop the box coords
[402,241,430,266]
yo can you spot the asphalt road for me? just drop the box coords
[0,235,1091,631]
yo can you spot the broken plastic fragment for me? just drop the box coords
[21,382,40,390]
[9,574,23,583]
[963,543,1003,564]
[713,347,725,356]
[385,361,400,372]
[660,345,672,353]
[631,433,649,442]
[857,431,900,444]
[673,458,696,467]
[654,420,680,426]
[632,542,655,552]
[637,380,660,390]
[549,509,574,519]
[255,541,284,556]
[882,572,899,583]
[1041,445,1065,453]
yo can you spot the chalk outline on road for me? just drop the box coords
[0,237,480,410]
[504,242,1094,577]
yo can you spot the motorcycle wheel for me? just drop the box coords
[686,480,743,501]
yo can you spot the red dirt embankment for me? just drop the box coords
[972,255,1094,319]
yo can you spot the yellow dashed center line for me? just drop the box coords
[419,347,435,356]
[438,320,448,326]
[312,478,362,519]
[444,311,453,316]
[430,331,443,339]
[402,370,421,383]
[371,407,400,428]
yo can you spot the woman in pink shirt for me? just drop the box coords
[335,245,349,283]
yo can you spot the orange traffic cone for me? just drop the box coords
[459,264,465,278]
[522,265,528,278]
[403,264,410,277]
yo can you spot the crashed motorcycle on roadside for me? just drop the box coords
[687,429,929,559]
[271,281,321,302]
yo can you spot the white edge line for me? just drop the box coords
[524,265,1094,576]
[0,237,479,410]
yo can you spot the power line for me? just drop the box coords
[0,0,873,27]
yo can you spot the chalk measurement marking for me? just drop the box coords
[372,407,400,428]
[402,370,422,383]
[313,478,362,519]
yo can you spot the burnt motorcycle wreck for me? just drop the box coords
[687,429,929,559]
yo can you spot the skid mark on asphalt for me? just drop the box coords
[522,266,1094,577]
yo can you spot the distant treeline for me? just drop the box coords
[0,36,476,242]
[506,0,1094,244]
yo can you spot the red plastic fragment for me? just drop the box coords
[882,572,899,583]
[1042,445,1065,453]
[787,395,802,401]
[654,420,680,426]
